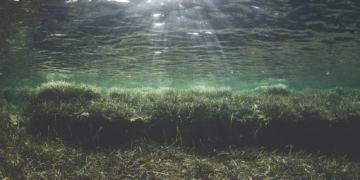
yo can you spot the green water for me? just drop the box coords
[0,0,360,90]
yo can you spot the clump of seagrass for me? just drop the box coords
[23,82,360,155]
[27,81,104,145]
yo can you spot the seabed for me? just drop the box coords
[1,81,360,179]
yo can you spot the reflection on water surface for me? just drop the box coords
[0,0,359,89]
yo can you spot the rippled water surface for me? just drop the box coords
[1,0,359,89]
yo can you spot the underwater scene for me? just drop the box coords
[1,0,360,179]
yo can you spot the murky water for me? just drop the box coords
[1,0,359,89]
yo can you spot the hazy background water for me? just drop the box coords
[0,0,359,90]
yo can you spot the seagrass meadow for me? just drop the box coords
[1,81,360,179]
[2,0,360,178]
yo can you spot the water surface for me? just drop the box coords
[0,0,359,89]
